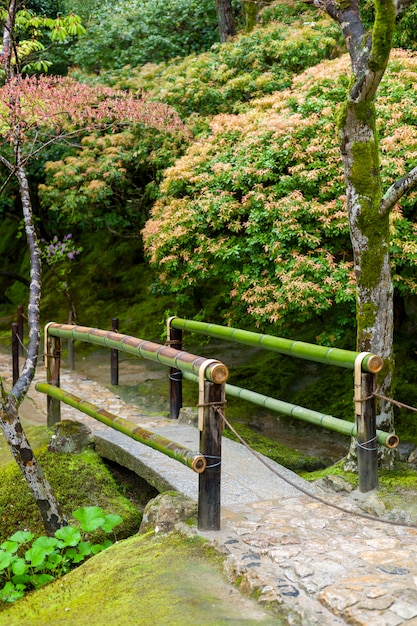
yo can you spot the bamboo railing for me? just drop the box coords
[168,317,396,493]
[35,382,206,473]
[169,317,382,373]
[182,372,399,449]
[40,322,229,531]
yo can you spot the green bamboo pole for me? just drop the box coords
[46,324,228,384]
[170,318,383,373]
[182,373,398,449]
[35,382,206,473]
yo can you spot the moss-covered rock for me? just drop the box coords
[0,532,279,625]
[0,436,144,543]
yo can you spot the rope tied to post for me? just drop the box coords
[356,437,378,451]
[198,358,221,430]
[203,454,222,468]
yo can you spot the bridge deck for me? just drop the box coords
[1,354,417,626]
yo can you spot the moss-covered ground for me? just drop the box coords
[0,429,153,543]
[0,532,279,625]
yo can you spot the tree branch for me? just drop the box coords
[380,166,417,214]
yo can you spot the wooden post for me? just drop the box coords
[110,318,119,386]
[17,305,24,356]
[169,326,183,419]
[198,380,224,530]
[46,334,61,427]
[357,371,378,492]
[12,322,19,385]
[67,311,75,371]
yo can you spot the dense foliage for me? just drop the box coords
[70,0,239,72]
[142,51,417,339]
[98,7,344,117]
[40,11,344,240]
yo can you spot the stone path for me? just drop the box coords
[1,352,417,625]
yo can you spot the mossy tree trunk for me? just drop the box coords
[243,1,259,31]
[308,0,417,465]
[0,0,67,534]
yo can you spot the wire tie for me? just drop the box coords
[357,437,378,451]
[169,371,182,382]
[204,454,221,468]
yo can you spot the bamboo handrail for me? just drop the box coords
[170,318,383,373]
[46,323,229,384]
[182,372,399,449]
[35,382,207,473]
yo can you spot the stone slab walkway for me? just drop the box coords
[1,353,417,625]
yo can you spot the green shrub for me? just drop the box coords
[0,507,122,603]
[142,51,417,336]
[92,8,344,117]
[71,0,234,72]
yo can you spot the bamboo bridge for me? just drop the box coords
[3,316,415,625]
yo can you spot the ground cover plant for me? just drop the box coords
[0,506,122,603]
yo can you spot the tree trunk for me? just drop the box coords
[0,154,68,534]
[340,100,395,466]
[215,0,236,42]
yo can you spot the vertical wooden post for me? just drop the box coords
[198,380,224,531]
[110,317,119,386]
[46,334,61,427]
[357,371,378,492]
[17,305,24,356]
[169,326,183,419]
[67,311,75,371]
[12,322,19,385]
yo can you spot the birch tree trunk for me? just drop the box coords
[0,0,67,534]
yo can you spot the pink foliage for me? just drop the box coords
[0,74,188,141]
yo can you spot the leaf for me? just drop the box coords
[72,506,106,532]
[11,558,28,577]
[100,513,123,533]
[0,540,18,554]
[30,573,54,589]
[55,525,81,547]
[0,581,25,603]
[8,530,34,545]
[44,553,63,570]
[76,541,93,558]
[25,537,59,567]
[0,550,15,571]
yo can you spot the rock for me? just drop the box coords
[351,490,387,517]
[407,447,417,465]
[178,406,198,426]
[139,492,198,534]
[48,419,93,454]
[316,475,354,493]
[397,442,416,461]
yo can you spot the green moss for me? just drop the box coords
[224,422,327,472]
[0,440,142,543]
[370,0,395,71]
[357,302,378,332]
[0,533,279,625]
[300,459,358,486]
[351,139,380,198]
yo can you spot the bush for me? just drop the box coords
[71,0,228,72]
[142,51,417,336]
[91,7,344,117]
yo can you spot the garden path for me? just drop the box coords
[1,352,417,626]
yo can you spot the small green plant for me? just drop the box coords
[0,506,122,603]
